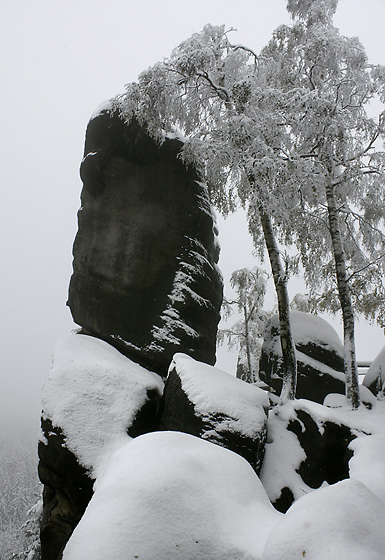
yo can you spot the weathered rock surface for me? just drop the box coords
[38,420,94,560]
[159,354,269,474]
[67,105,223,376]
[259,311,346,403]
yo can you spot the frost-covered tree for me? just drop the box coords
[256,0,385,408]
[115,24,298,403]
[0,424,41,560]
[115,0,385,408]
[218,267,270,382]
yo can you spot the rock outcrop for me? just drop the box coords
[159,354,269,474]
[260,401,355,513]
[39,334,164,560]
[39,104,225,560]
[67,105,223,376]
[259,311,346,403]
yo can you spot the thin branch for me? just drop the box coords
[347,252,385,282]
[196,71,231,102]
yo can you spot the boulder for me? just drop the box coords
[260,400,355,513]
[67,105,223,376]
[263,479,385,560]
[159,353,269,474]
[38,420,94,560]
[259,311,346,403]
[39,334,164,560]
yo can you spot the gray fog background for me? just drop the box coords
[1,0,384,434]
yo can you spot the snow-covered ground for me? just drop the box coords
[42,334,385,559]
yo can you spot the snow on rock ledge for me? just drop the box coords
[159,353,269,473]
[41,333,164,477]
[62,431,282,560]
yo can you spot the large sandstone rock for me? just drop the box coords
[68,104,223,376]
[259,311,346,403]
[159,354,269,474]
[39,334,164,560]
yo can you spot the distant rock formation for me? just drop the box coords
[67,105,223,376]
[159,354,269,474]
[259,311,346,403]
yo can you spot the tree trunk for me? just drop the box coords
[243,306,254,381]
[258,203,297,402]
[325,179,360,409]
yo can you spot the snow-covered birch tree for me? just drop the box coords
[257,0,385,408]
[115,0,385,408]
[115,24,299,403]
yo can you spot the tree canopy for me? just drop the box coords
[115,0,385,407]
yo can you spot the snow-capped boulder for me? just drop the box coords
[259,311,345,403]
[363,345,385,395]
[260,400,355,512]
[67,107,223,376]
[62,431,282,560]
[262,479,385,560]
[39,334,164,560]
[159,354,269,474]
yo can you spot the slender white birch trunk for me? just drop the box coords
[325,178,360,409]
[258,202,297,402]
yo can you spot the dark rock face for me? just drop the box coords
[38,419,94,560]
[159,354,269,474]
[67,108,223,376]
[259,311,346,403]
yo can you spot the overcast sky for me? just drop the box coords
[1,0,384,431]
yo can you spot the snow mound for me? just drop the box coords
[41,333,164,477]
[262,479,385,560]
[62,431,282,560]
[348,400,385,502]
[172,353,269,437]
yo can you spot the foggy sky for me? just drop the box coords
[1,0,384,430]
